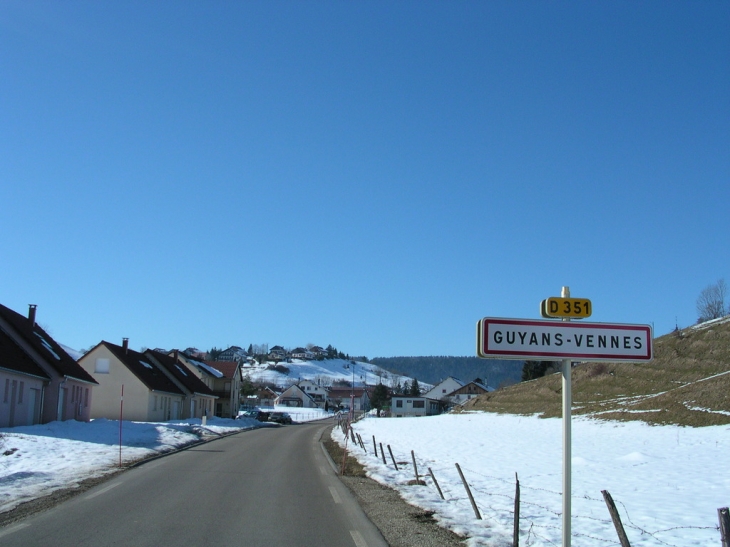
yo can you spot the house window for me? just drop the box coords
[153,396,157,411]
[95,358,110,374]
[396,400,403,408]
[18,382,24,404]
[442,389,446,393]
[413,400,425,408]
[84,388,89,407]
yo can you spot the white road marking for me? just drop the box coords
[350,530,368,547]
[84,482,121,500]
[329,486,342,504]
[0,523,29,538]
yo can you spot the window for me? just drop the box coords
[84,388,89,407]
[95,359,110,374]
[396,400,403,408]
[413,400,425,408]
[153,396,157,411]
[18,382,24,404]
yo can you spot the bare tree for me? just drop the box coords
[696,279,728,323]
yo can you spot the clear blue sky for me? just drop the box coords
[1,1,728,358]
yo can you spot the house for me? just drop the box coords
[448,379,494,405]
[172,355,241,418]
[218,346,246,362]
[241,386,278,410]
[326,387,371,413]
[78,339,186,422]
[143,350,217,419]
[291,347,315,360]
[268,346,287,361]
[297,379,327,406]
[390,396,439,418]
[423,376,466,401]
[275,384,318,408]
[0,304,98,428]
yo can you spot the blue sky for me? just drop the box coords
[1,1,728,358]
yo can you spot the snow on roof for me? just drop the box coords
[34,332,61,360]
[139,360,153,369]
[174,364,188,376]
[193,360,224,378]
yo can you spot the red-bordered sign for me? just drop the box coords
[477,317,653,361]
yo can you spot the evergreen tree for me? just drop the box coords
[521,361,553,381]
[370,383,389,417]
[409,378,421,396]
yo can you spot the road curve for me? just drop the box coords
[0,421,388,547]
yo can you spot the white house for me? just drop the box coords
[390,396,439,418]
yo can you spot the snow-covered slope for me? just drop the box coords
[241,358,429,390]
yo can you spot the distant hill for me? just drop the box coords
[370,356,522,389]
[461,316,730,427]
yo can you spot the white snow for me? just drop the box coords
[0,417,265,514]
[336,413,729,546]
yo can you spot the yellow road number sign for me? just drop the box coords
[541,297,592,319]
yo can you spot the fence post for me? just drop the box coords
[455,463,481,520]
[428,467,445,500]
[387,445,399,471]
[411,450,420,483]
[719,507,730,547]
[379,443,387,465]
[601,490,631,547]
[513,473,520,547]
[373,435,378,457]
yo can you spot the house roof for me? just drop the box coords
[0,304,97,384]
[145,350,215,397]
[102,341,184,395]
[327,387,370,398]
[204,360,239,380]
[0,328,50,380]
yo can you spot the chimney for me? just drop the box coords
[174,349,179,362]
[122,338,129,354]
[28,304,37,327]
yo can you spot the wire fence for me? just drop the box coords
[336,423,723,547]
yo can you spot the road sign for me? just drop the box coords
[477,317,652,361]
[541,297,592,319]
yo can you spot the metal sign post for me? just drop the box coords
[560,287,572,547]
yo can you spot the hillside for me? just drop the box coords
[239,357,425,390]
[370,356,522,388]
[461,316,730,426]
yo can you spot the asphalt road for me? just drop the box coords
[0,421,388,547]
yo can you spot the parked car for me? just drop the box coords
[268,412,293,425]
[237,410,270,422]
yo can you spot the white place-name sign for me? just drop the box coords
[477,317,653,361]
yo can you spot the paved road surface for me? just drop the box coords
[0,421,387,547]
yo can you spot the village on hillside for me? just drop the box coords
[0,303,495,429]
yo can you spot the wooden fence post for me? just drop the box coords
[373,435,378,457]
[455,463,481,520]
[428,467,445,500]
[379,443,387,465]
[513,473,520,547]
[411,450,420,483]
[719,507,730,547]
[601,490,631,547]
[387,445,399,471]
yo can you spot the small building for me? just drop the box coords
[448,380,494,405]
[275,384,318,408]
[297,379,327,406]
[326,387,371,412]
[390,396,439,418]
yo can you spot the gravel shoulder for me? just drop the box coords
[320,426,467,547]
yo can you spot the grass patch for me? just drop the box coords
[322,434,367,477]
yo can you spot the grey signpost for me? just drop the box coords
[477,287,653,547]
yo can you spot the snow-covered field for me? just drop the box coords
[336,413,729,547]
[0,417,263,514]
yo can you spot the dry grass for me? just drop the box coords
[322,435,368,477]
[461,317,730,426]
